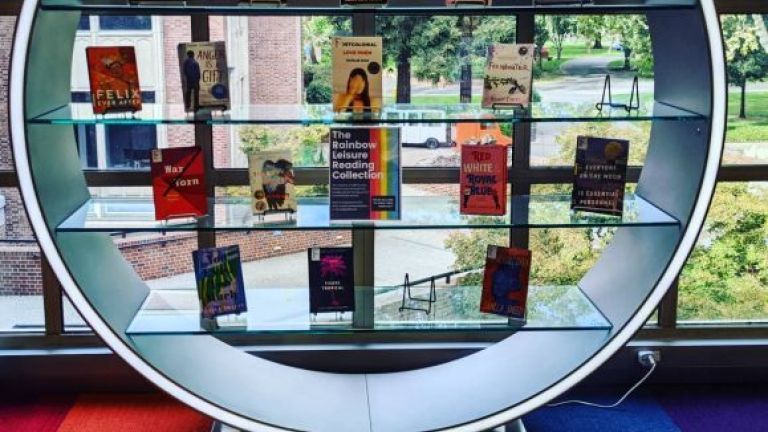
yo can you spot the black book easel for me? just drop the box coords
[399,273,437,315]
[595,75,640,113]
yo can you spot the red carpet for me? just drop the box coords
[0,394,212,432]
[0,395,73,432]
[57,394,212,432]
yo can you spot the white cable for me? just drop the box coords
[546,357,657,409]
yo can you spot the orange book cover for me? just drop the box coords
[480,245,531,320]
[86,46,142,115]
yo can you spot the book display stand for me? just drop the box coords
[10,1,726,430]
[398,273,437,315]
[596,74,641,113]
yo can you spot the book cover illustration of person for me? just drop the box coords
[571,136,630,216]
[150,146,207,221]
[177,41,230,112]
[248,151,297,216]
[481,43,535,109]
[85,46,142,115]
[332,37,383,113]
[480,245,531,320]
[308,247,355,314]
[193,245,247,320]
[460,144,508,216]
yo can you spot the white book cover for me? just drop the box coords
[481,43,535,109]
[332,37,383,113]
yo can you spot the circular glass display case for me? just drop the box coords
[11,1,725,430]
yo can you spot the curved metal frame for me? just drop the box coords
[10,2,726,431]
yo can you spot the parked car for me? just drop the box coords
[384,109,452,149]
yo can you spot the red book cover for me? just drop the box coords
[86,46,142,115]
[480,245,531,320]
[460,144,508,215]
[150,147,207,221]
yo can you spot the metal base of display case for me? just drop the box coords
[211,419,527,431]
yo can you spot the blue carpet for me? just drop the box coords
[523,393,681,432]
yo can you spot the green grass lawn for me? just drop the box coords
[385,86,768,144]
[536,43,621,80]
[727,90,768,143]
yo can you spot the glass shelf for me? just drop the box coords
[57,193,679,233]
[41,0,698,15]
[28,101,706,126]
[125,284,611,335]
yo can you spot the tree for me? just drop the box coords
[534,16,550,69]
[378,17,426,104]
[458,16,483,103]
[409,17,464,87]
[605,15,653,75]
[378,16,462,103]
[576,16,605,50]
[722,15,768,119]
[679,183,768,320]
[554,122,651,166]
[302,17,350,103]
[240,125,329,167]
[547,16,576,61]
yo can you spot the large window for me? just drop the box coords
[676,15,768,324]
[0,15,46,333]
[721,15,768,165]
[531,15,653,167]
[1,6,767,341]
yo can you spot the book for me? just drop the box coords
[481,43,535,109]
[480,245,531,320]
[193,245,247,320]
[177,41,230,111]
[332,36,383,113]
[460,144,508,216]
[85,46,142,115]
[330,127,401,220]
[571,136,630,216]
[150,147,207,221]
[248,150,297,216]
[308,247,355,314]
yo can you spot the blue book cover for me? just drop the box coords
[308,247,355,314]
[571,136,630,216]
[192,245,247,319]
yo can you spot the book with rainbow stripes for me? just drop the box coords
[329,127,401,221]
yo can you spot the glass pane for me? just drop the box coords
[374,14,516,167]
[0,17,14,171]
[721,15,768,165]
[71,16,191,171]
[213,15,351,169]
[532,120,650,166]
[98,16,152,31]
[0,188,44,332]
[531,15,654,167]
[678,182,768,323]
[78,15,90,31]
[0,16,45,333]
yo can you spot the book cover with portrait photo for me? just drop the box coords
[332,36,383,113]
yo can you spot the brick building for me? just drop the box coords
[0,16,351,295]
